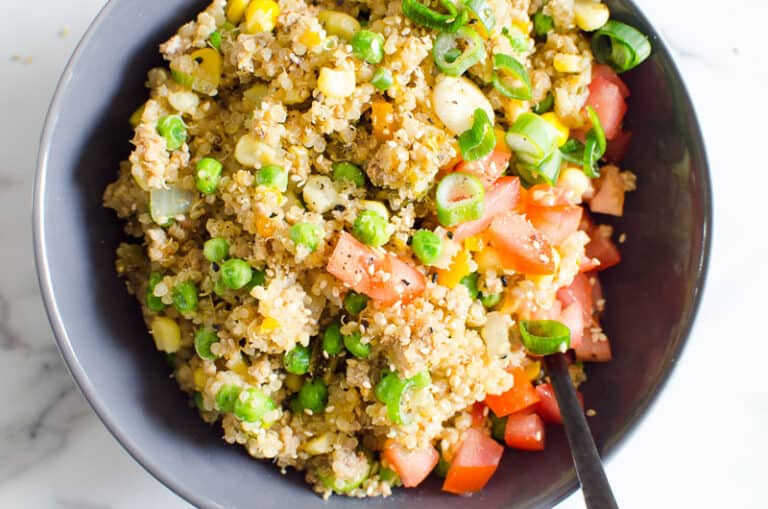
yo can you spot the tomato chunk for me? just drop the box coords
[485,368,540,417]
[470,402,486,428]
[574,324,613,362]
[326,232,426,304]
[589,165,626,216]
[604,130,632,163]
[527,204,583,245]
[582,225,621,272]
[486,212,555,275]
[504,413,546,451]
[453,177,521,241]
[592,64,630,98]
[454,148,512,188]
[382,440,439,488]
[534,383,584,424]
[442,429,504,495]
[585,76,627,141]
[558,301,584,348]
[557,272,594,323]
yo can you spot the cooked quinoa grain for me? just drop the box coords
[104,0,639,498]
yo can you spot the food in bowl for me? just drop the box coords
[103,0,650,498]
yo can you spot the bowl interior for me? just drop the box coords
[34,1,710,507]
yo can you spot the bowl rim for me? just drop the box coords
[32,0,712,507]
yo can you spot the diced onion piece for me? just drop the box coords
[235,133,278,167]
[302,175,340,213]
[482,311,511,357]
[317,68,356,98]
[149,187,195,225]
[433,75,494,135]
[168,91,200,114]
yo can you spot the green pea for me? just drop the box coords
[194,327,219,360]
[351,29,385,64]
[322,320,344,355]
[331,161,366,187]
[371,67,393,91]
[343,331,370,359]
[146,273,166,312]
[411,230,443,265]
[481,292,502,309]
[343,291,368,316]
[213,276,228,296]
[255,164,288,192]
[156,115,187,151]
[297,379,329,414]
[209,30,222,50]
[215,384,241,412]
[533,11,554,38]
[290,222,324,252]
[352,210,390,247]
[172,281,199,313]
[459,272,479,300]
[220,258,253,290]
[203,237,229,262]
[233,387,276,423]
[283,345,311,375]
[195,157,223,194]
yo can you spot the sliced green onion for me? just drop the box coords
[519,319,571,355]
[505,112,561,165]
[317,455,371,493]
[146,273,166,312]
[203,237,229,262]
[371,67,393,91]
[533,10,554,38]
[592,20,651,73]
[559,138,585,164]
[411,229,443,265]
[435,172,485,227]
[533,91,554,114]
[521,146,563,185]
[343,331,371,359]
[586,106,607,155]
[156,115,187,151]
[435,452,450,477]
[352,210,391,247]
[194,327,220,360]
[459,272,479,300]
[492,53,532,100]
[379,467,400,484]
[234,388,276,423]
[401,0,469,33]
[195,157,223,194]
[464,0,495,33]
[582,136,601,179]
[255,164,288,192]
[458,108,495,162]
[343,291,369,316]
[290,222,324,252]
[490,412,507,442]
[374,372,414,425]
[332,161,366,187]
[502,26,529,53]
[209,30,222,50]
[433,26,486,77]
[351,29,385,64]
[410,370,431,389]
[480,292,501,309]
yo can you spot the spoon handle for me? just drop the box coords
[544,353,619,509]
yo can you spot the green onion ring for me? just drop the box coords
[582,136,601,178]
[458,108,495,162]
[591,20,651,73]
[502,25,529,53]
[492,53,532,100]
[505,112,561,166]
[433,26,486,77]
[519,320,571,355]
[464,0,496,33]
[401,0,469,33]
[435,172,485,227]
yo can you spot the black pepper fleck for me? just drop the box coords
[211,262,219,272]
[431,273,438,283]
[501,275,508,287]
[333,204,346,212]
[446,231,454,239]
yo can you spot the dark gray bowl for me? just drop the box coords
[33,1,711,507]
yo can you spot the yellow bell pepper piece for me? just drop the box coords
[244,0,280,34]
[524,360,541,381]
[226,0,250,24]
[464,236,483,252]
[475,246,503,272]
[437,250,472,289]
[541,112,570,147]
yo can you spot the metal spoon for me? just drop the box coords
[543,353,619,509]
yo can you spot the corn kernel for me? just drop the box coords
[504,98,529,123]
[298,29,322,48]
[244,0,280,34]
[464,236,483,252]
[574,0,610,32]
[226,0,250,24]
[150,316,181,353]
[229,358,249,377]
[235,133,278,167]
[437,250,472,288]
[317,67,356,99]
[525,361,541,381]
[189,48,222,92]
[129,102,146,127]
[557,166,591,202]
[193,368,207,390]
[260,316,280,333]
[243,83,269,107]
[541,112,570,147]
[317,10,360,41]
[553,53,586,73]
[512,18,533,35]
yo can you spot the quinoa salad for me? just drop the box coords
[104,0,649,498]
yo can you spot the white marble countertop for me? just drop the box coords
[1,0,766,507]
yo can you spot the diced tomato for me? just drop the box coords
[592,64,630,98]
[580,218,621,272]
[585,77,627,141]
[485,368,540,417]
[470,402,486,427]
[382,440,439,488]
[588,272,604,311]
[557,272,594,323]
[455,149,512,188]
[558,301,584,348]
[574,323,613,362]
[504,413,546,451]
[326,232,426,304]
[527,204,583,245]
[589,165,626,216]
[453,177,522,241]
[604,130,633,163]
[485,212,555,275]
[534,383,584,424]
[442,429,504,495]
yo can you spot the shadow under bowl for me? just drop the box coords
[33,0,711,507]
